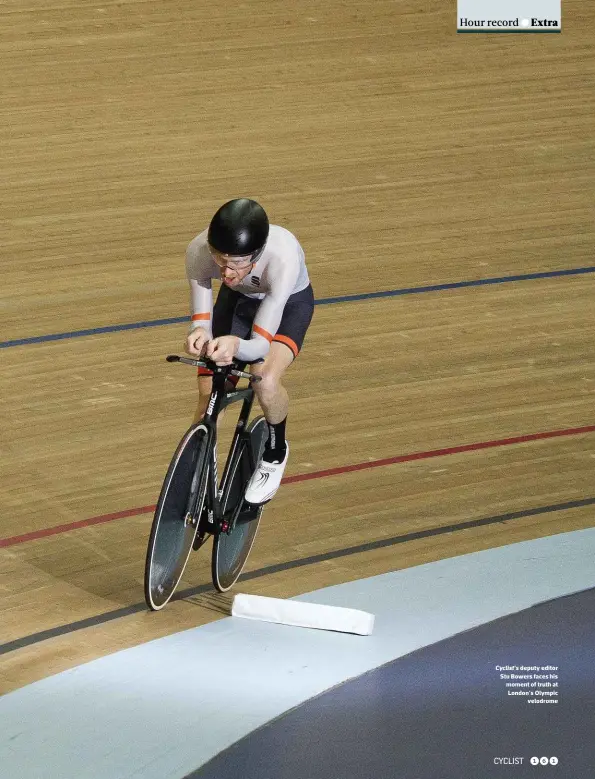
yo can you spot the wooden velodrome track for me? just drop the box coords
[1,1,594,695]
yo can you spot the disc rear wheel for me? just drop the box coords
[212,416,268,592]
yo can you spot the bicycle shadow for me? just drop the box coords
[16,520,213,607]
[183,592,234,615]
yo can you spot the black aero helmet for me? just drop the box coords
[208,198,269,258]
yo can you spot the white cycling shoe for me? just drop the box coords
[245,442,289,505]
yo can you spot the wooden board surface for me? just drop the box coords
[1,0,594,694]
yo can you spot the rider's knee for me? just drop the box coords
[253,368,280,399]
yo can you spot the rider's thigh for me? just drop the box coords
[250,341,295,385]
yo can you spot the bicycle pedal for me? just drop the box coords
[244,499,269,510]
[241,503,264,519]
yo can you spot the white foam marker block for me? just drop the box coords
[231,593,375,635]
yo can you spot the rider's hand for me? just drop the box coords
[185,327,209,357]
[206,335,240,366]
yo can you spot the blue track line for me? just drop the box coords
[2,266,594,350]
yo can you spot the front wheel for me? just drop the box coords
[212,416,268,592]
[145,424,211,610]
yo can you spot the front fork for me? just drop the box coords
[184,425,212,529]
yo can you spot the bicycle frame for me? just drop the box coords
[144,355,266,609]
[193,365,261,535]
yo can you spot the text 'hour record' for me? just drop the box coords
[457,0,561,33]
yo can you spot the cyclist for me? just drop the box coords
[184,198,314,505]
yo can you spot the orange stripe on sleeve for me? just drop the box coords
[253,324,274,343]
[191,313,211,321]
[273,334,299,357]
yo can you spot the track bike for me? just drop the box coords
[144,355,267,610]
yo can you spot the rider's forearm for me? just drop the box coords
[235,333,271,362]
[188,279,213,335]
[189,319,212,337]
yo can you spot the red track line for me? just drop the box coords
[0,506,156,549]
[283,424,595,483]
[2,424,594,549]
